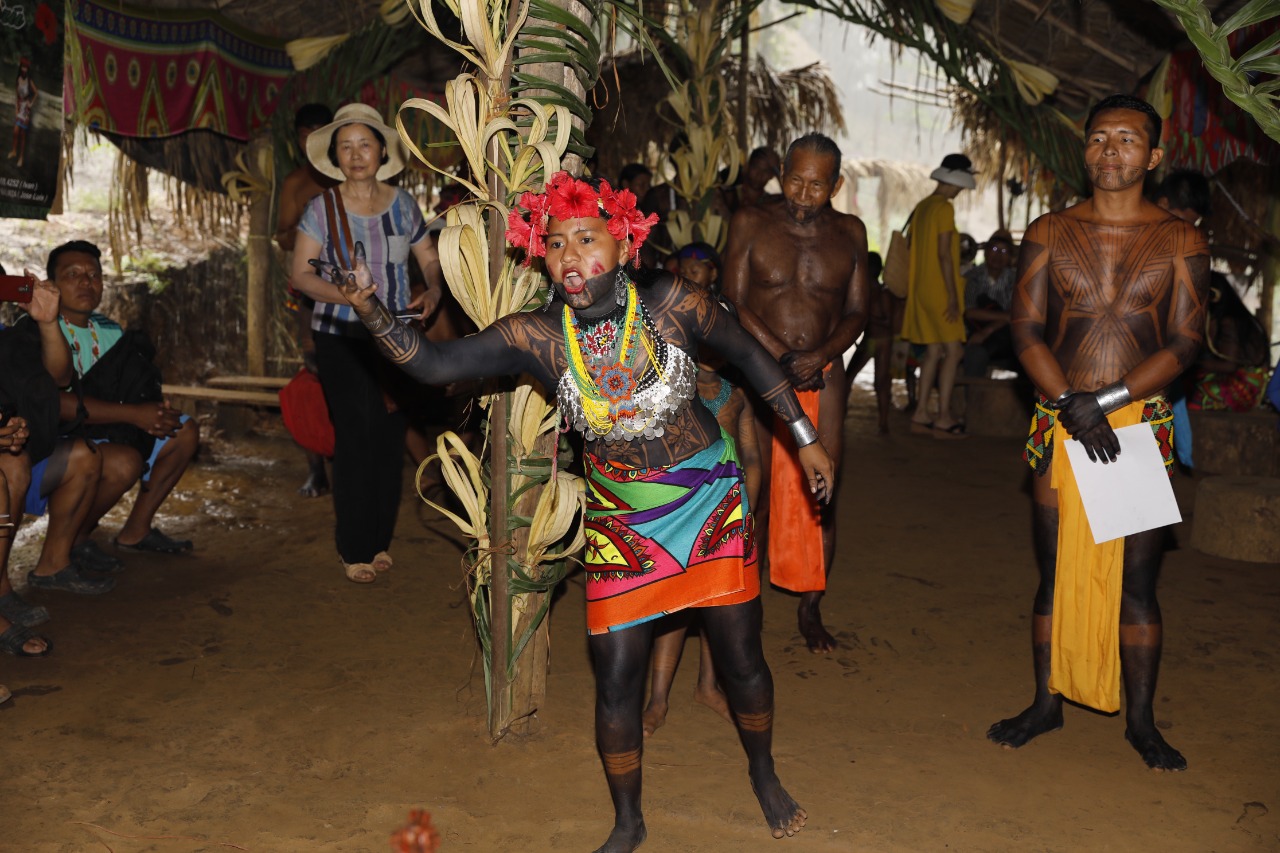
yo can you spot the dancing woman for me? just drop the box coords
[316,173,832,852]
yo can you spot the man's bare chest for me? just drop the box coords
[1046,223,1178,315]
[751,230,853,293]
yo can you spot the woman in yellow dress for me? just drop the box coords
[903,153,975,438]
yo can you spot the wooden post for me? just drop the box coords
[737,2,749,153]
[484,0,593,741]
[996,138,1006,232]
[245,133,272,376]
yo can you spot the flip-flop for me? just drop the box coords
[0,623,52,657]
[114,529,193,554]
[932,423,970,440]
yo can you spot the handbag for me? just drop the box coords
[278,368,335,457]
[882,213,913,298]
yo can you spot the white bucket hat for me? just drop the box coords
[929,153,977,190]
[305,103,407,182]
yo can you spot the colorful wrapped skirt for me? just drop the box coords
[583,433,758,634]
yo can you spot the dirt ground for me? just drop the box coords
[2,385,1277,853]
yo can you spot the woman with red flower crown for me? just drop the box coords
[312,172,832,852]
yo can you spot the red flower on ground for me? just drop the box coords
[390,808,441,852]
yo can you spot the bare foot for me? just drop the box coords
[694,684,734,725]
[641,701,667,738]
[986,701,1064,748]
[1125,727,1186,771]
[750,771,807,839]
[298,471,329,498]
[592,819,646,853]
[798,600,836,654]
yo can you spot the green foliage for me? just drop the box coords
[1151,0,1280,145]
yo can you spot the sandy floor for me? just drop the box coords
[2,387,1277,852]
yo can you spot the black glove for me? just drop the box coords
[1056,391,1105,436]
[1072,420,1121,464]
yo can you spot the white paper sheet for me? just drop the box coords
[1061,423,1182,544]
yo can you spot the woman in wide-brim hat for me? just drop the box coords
[290,102,444,584]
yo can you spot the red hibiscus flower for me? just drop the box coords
[505,191,552,263]
[547,172,600,221]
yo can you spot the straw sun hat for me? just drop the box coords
[929,152,977,190]
[305,103,407,182]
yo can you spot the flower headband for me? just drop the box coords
[505,171,661,267]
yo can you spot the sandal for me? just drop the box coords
[931,422,969,440]
[27,564,116,595]
[0,623,52,657]
[0,591,49,628]
[343,561,377,584]
[72,540,124,573]
[0,684,10,704]
[114,529,193,554]
[910,420,935,435]
[372,551,394,573]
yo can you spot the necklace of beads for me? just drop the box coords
[559,280,697,441]
[61,315,100,377]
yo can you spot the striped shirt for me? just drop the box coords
[298,187,428,337]
[963,263,1016,312]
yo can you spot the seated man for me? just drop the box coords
[35,241,198,575]
[0,268,70,643]
[962,229,1018,378]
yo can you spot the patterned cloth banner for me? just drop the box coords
[0,0,65,219]
[1154,20,1280,175]
[67,0,292,140]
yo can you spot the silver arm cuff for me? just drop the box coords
[1094,381,1132,414]
[789,415,819,448]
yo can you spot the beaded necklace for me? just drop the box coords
[559,278,696,441]
[61,315,100,377]
[563,280,647,435]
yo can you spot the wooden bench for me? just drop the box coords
[205,375,291,391]
[161,385,281,407]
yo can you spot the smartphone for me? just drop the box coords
[393,309,422,321]
[0,274,32,304]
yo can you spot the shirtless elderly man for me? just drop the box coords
[723,133,869,653]
[988,94,1208,771]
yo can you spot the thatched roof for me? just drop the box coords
[966,0,1217,113]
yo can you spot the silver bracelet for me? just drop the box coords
[789,415,819,448]
[1094,381,1132,414]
